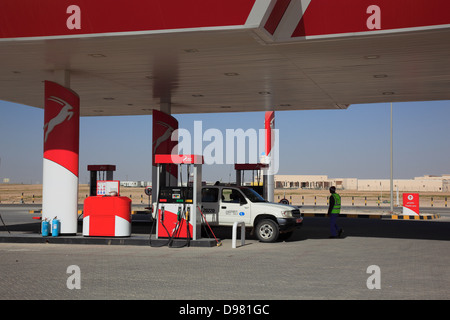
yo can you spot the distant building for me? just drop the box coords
[274,174,450,192]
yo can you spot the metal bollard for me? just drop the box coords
[232,221,245,249]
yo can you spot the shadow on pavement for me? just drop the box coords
[287,216,450,242]
[1,216,449,243]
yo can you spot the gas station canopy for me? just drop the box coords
[1,0,450,116]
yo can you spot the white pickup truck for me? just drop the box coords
[201,186,303,242]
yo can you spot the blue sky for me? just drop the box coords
[1,99,450,184]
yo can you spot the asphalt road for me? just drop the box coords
[0,205,449,303]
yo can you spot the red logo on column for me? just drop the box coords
[152,109,178,179]
[44,81,80,177]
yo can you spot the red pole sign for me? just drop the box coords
[42,81,80,234]
[402,193,420,215]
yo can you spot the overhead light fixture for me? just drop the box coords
[220,106,231,109]
[374,74,388,78]
[258,91,271,95]
[364,55,380,59]
[382,91,395,95]
[224,72,239,76]
[184,48,199,53]
[88,53,106,58]
[93,110,104,113]
[103,97,115,100]
[192,94,204,97]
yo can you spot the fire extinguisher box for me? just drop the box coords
[83,196,132,237]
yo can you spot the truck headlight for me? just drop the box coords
[281,210,293,218]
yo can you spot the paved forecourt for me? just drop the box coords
[0,205,449,300]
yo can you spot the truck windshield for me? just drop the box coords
[239,188,266,202]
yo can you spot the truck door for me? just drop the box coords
[201,187,220,226]
[220,188,251,225]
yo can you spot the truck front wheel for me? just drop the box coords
[255,219,279,243]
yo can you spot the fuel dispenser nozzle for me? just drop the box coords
[160,206,165,222]
[186,207,190,222]
[177,206,182,222]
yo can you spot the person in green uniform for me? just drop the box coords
[328,186,343,238]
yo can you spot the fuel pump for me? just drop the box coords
[157,187,192,246]
[150,154,203,247]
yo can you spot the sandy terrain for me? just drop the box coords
[0,184,151,205]
[1,184,449,207]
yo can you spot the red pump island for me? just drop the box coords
[83,195,132,237]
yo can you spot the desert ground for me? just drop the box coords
[1,184,449,208]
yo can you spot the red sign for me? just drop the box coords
[155,154,204,165]
[292,0,450,38]
[44,81,80,177]
[403,193,420,215]
[0,0,256,39]
[157,207,192,239]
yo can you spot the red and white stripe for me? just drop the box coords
[82,196,132,237]
[261,0,450,42]
[264,111,275,202]
[42,81,80,234]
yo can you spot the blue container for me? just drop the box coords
[51,219,60,237]
[41,220,50,237]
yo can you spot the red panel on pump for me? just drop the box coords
[157,207,192,239]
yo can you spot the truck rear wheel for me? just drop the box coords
[255,219,279,243]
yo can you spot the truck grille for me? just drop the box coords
[291,209,301,217]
